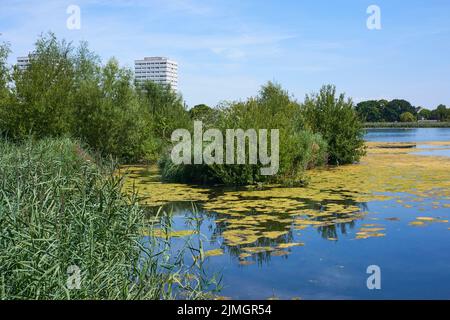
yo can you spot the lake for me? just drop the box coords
[365,127,450,142]
[123,128,450,300]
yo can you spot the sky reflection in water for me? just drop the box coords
[134,128,450,299]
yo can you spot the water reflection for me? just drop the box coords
[144,192,368,267]
[124,137,450,299]
[365,128,450,142]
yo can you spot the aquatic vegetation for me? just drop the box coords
[214,296,232,300]
[143,229,198,238]
[117,141,450,263]
[409,221,426,226]
[277,243,304,249]
[118,165,210,206]
[355,231,386,240]
[222,229,261,246]
[271,250,290,257]
[242,247,274,254]
[262,231,288,239]
[409,217,449,227]
[204,249,225,258]
[416,217,436,221]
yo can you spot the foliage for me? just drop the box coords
[189,104,219,125]
[0,33,188,163]
[431,104,450,121]
[384,99,416,122]
[162,82,328,186]
[357,98,449,123]
[72,57,155,162]
[0,137,216,299]
[418,108,432,120]
[138,80,190,143]
[10,35,77,138]
[303,85,366,165]
[355,100,383,122]
[400,111,415,122]
[0,42,10,97]
[0,42,11,134]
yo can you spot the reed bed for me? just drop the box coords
[0,138,216,299]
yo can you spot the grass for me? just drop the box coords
[364,122,450,128]
[0,137,218,299]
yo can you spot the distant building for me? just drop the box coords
[16,53,38,71]
[16,55,32,70]
[134,57,178,91]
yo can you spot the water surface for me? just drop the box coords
[124,128,450,299]
[365,128,450,142]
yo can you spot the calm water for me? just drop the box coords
[365,128,450,142]
[141,128,450,299]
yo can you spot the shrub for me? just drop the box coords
[3,35,76,139]
[189,104,219,125]
[138,80,191,143]
[302,85,366,165]
[161,82,328,186]
[72,58,156,162]
[400,112,416,122]
[0,33,164,163]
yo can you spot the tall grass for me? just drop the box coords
[0,137,214,299]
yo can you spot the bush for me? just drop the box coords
[161,82,328,186]
[0,33,170,163]
[138,80,190,143]
[5,35,76,139]
[72,58,156,162]
[400,112,416,122]
[302,85,366,165]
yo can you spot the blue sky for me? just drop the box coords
[1,0,449,108]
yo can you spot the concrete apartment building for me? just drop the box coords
[134,57,178,91]
[16,55,33,70]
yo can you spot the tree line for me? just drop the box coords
[1,33,366,186]
[163,83,366,186]
[0,33,189,162]
[356,99,450,123]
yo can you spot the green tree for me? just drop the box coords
[432,104,449,121]
[400,111,415,122]
[302,85,366,165]
[2,33,158,162]
[0,42,11,134]
[73,58,155,162]
[0,42,10,95]
[355,100,383,122]
[138,80,190,142]
[6,33,75,139]
[418,108,431,120]
[383,99,415,122]
[161,82,328,186]
[189,104,218,125]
